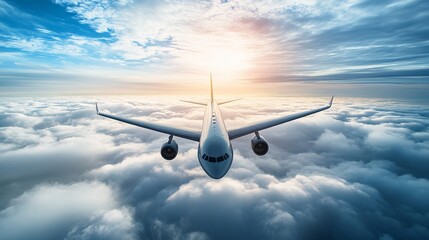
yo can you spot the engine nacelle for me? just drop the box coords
[160,140,178,160]
[251,135,269,156]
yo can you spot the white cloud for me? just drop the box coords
[65,208,137,240]
[1,97,429,239]
[0,182,135,240]
[1,0,428,96]
[53,0,364,76]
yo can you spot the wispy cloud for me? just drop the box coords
[0,0,428,95]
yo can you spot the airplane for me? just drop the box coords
[96,75,333,179]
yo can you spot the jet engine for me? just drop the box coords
[251,132,269,156]
[161,136,178,160]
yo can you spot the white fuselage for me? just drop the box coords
[198,101,233,179]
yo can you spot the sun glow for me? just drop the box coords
[182,36,255,81]
[205,47,250,75]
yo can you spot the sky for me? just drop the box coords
[0,0,428,98]
[1,1,429,240]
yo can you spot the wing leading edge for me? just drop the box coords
[228,96,334,140]
[95,103,201,141]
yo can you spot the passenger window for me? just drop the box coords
[209,157,216,162]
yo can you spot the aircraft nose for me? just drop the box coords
[202,161,230,179]
[207,170,226,179]
[207,167,227,179]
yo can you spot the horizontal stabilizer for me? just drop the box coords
[180,100,207,106]
[218,98,242,105]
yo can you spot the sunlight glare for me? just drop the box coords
[206,47,250,75]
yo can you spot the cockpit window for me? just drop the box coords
[202,153,230,163]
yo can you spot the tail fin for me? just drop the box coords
[210,73,214,103]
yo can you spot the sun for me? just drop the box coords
[206,47,250,75]
[185,41,253,80]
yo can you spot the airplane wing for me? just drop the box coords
[95,103,201,141]
[228,96,334,140]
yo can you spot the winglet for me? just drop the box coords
[210,73,214,103]
[95,102,99,114]
[329,96,334,107]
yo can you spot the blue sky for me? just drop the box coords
[0,0,428,97]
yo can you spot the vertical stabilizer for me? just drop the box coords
[210,73,214,103]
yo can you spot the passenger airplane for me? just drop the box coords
[96,75,333,179]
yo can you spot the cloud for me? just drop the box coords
[2,97,428,239]
[2,0,428,95]
[0,181,137,240]
[64,208,137,240]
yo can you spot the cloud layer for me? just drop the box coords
[0,97,428,239]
